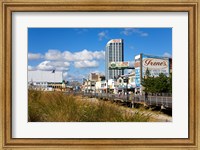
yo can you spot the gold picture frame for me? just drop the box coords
[0,0,199,149]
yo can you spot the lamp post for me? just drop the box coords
[123,77,129,102]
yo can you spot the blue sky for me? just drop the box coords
[28,28,172,81]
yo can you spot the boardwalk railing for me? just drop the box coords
[133,95,172,109]
[82,92,172,109]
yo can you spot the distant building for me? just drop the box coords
[83,73,105,93]
[28,70,64,91]
[88,72,104,82]
[82,80,96,93]
[105,39,124,80]
[116,70,135,94]
[89,73,98,81]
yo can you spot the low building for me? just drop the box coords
[107,79,118,94]
[82,73,105,93]
[28,70,65,91]
[116,71,135,94]
[82,80,96,93]
[95,81,102,93]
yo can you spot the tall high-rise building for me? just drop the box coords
[105,39,124,80]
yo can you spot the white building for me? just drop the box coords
[82,80,96,93]
[95,81,103,93]
[28,70,64,91]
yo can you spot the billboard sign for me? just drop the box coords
[109,62,129,69]
[143,58,168,69]
[142,54,169,77]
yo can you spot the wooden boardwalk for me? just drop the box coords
[82,93,172,110]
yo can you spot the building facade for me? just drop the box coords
[105,39,124,80]
[116,71,135,95]
[88,72,104,82]
[28,70,64,91]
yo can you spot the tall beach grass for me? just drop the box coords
[28,90,151,122]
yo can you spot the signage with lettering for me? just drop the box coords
[142,55,169,77]
[109,62,129,69]
[143,58,168,69]
[135,67,141,87]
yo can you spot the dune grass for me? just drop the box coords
[28,90,151,122]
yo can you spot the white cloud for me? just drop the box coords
[74,60,99,68]
[69,49,94,61]
[45,49,105,61]
[92,51,105,59]
[37,61,54,70]
[163,52,172,58]
[50,61,70,67]
[44,50,62,60]
[66,73,86,81]
[36,60,70,71]
[28,53,42,60]
[29,49,105,80]
[62,49,105,61]
[28,65,36,71]
[98,31,108,41]
[63,72,68,78]
[121,28,148,37]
